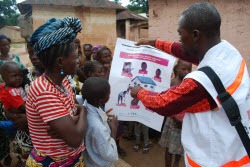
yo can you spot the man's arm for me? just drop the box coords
[155,40,199,65]
[136,39,199,65]
[131,78,217,117]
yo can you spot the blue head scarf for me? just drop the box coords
[30,17,82,55]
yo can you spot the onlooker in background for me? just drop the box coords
[91,45,102,60]
[83,44,93,62]
[96,46,112,80]
[74,38,82,58]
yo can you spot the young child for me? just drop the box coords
[0,62,26,117]
[83,60,105,79]
[91,45,102,60]
[159,60,192,167]
[95,46,112,80]
[79,61,127,157]
[82,77,118,167]
[0,62,27,166]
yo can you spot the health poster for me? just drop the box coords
[106,38,176,131]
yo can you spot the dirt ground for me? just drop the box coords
[10,43,186,167]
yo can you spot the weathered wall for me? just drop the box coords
[0,27,24,43]
[149,0,250,69]
[32,5,117,51]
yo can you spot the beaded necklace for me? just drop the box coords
[44,74,69,97]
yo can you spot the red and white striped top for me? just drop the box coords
[26,75,85,157]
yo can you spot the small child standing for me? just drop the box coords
[92,50,127,157]
[133,122,150,153]
[159,60,192,167]
[82,77,118,167]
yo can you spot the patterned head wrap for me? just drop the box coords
[29,17,82,55]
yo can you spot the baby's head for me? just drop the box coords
[0,62,23,88]
[81,77,110,107]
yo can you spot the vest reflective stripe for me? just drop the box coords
[226,59,246,95]
[215,59,245,104]
[186,154,201,167]
[221,156,250,167]
[187,154,250,167]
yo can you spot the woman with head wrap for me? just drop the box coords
[25,17,87,166]
[91,45,102,60]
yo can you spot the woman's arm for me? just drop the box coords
[48,106,87,148]
[34,90,87,148]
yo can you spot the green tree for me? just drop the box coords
[0,0,19,28]
[127,0,148,14]
[113,0,122,5]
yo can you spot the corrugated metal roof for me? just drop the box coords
[117,10,148,21]
[132,76,157,86]
[18,0,126,14]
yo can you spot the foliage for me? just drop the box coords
[0,0,20,28]
[127,0,148,14]
[113,0,122,5]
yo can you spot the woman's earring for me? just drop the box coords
[60,69,64,75]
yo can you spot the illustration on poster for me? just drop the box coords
[154,69,162,82]
[106,38,176,131]
[121,62,133,78]
[138,62,148,74]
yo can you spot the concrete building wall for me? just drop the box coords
[149,0,250,69]
[32,5,117,50]
[0,27,24,43]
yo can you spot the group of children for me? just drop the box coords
[0,31,192,167]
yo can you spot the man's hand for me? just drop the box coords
[135,38,156,46]
[130,86,142,98]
